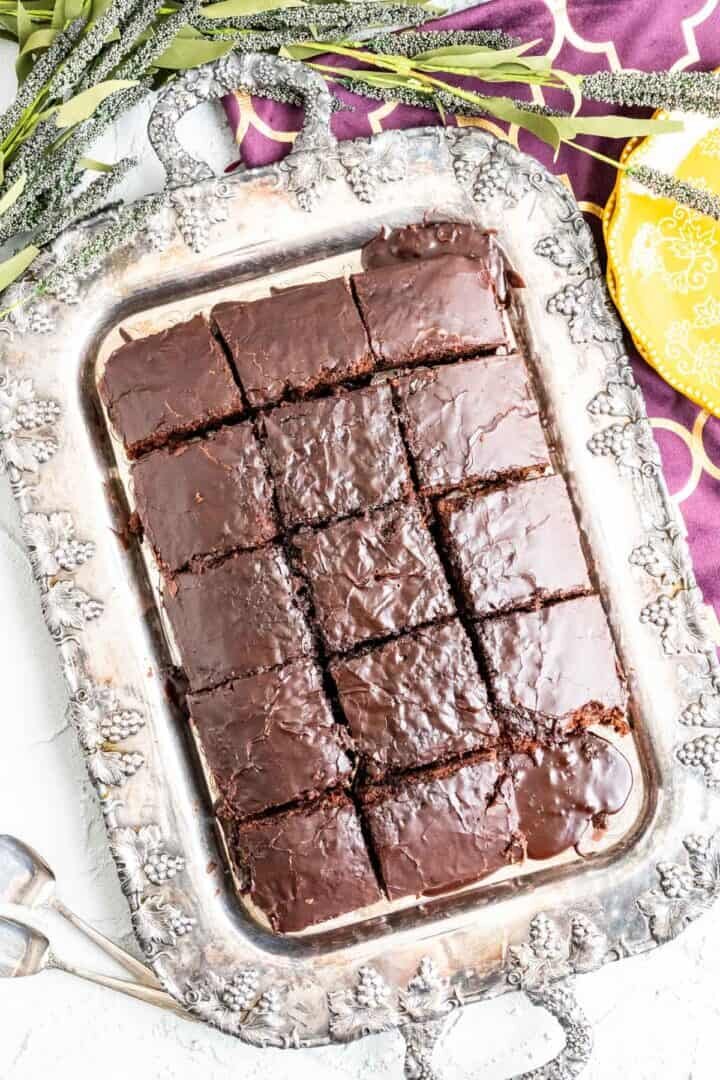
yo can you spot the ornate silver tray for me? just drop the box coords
[2,55,720,1078]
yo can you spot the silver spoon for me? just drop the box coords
[0,834,160,990]
[0,915,189,1018]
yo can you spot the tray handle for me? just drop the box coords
[401,979,592,1079]
[147,54,336,190]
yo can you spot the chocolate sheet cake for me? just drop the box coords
[262,383,411,528]
[100,315,243,458]
[212,277,372,407]
[392,356,550,494]
[188,660,353,819]
[102,221,636,934]
[132,422,277,574]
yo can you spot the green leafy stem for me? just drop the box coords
[1,0,720,309]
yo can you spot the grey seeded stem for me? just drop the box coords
[1,5,720,309]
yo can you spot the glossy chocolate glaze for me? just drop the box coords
[361,221,524,304]
[212,277,372,407]
[233,794,382,932]
[332,620,498,780]
[363,758,520,900]
[438,474,591,617]
[510,732,633,859]
[294,502,455,654]
[100,315,243,458]
[352,254,507,369]
[164,545,312,692]
[189,660,352,820]
[132,422,277,574]
[393,355,550,494]
[479,595,628,727]
[262,382,411,528]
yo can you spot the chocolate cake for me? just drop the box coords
[101,220,637,933]
[352,254,507,368]
[262,383,411,528]
[331,620,498,780]
[163,545,312,691]
[232,794,382,932]
[212,277,372,407]
[362,758,521,899]
[392,355,550,494]
[509,732,633,860]
[293,502,455,654]
[100,315,243,458]
[438,474,591,617]
[188,660,353,819]
[132,422,277,574]
[479,595,628,733]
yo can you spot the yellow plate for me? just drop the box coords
[606,112,720,417]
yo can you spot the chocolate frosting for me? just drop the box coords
[364,759,520,900]
[438,474,590,617]
[294,502,455,653]
[393,355,550,494]
[361,221,523,304]
[99,315,243,458]
[332,620,498,780]
[480,595,627,724]
[189,660,352,819]
[262,383,411,528]
[233,795,381,932]
[510,733,633,859]
[212,277,372,407]
[164,545,312,691]
[352,254,507,369]
[132,423,277,573]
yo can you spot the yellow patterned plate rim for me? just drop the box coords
[605,108,720,417]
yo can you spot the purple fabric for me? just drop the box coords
[223,2,720,625]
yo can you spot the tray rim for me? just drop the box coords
[1,93,720,1054]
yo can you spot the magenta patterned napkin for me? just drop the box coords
[223,1,720,634]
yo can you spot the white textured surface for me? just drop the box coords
[0,44,717,1079]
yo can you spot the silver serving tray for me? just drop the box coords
[2,55,720,1079]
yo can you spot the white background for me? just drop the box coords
[0,45,718,1079]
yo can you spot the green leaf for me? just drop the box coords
[15,0,34,79]
[18,26,58,54]
[54,79,138,127]
[0,173,26,216]
[552,113,683,140]
[201,0,303,14]
[77,156,113,171]
[0,243,39,295]
[152,36,235,69]
[413,41,542,66]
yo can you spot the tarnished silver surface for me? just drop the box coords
[1,54,720,1079]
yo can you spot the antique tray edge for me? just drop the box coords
[1,54,719,1077]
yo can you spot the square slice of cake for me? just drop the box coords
[132,423,277,574]
[232,795,381,932]
[188,660,352,819]
[294,502,454,653]
[212,277,372,407]
[262,383,411,528]
[99,315,243,458]
[352,255,507,368]
[163,546,312,691]
[437,474,590,617]
[331,621,497,780]
[362,758,520,900]
[392,355,550,494]
[479,595,627,733]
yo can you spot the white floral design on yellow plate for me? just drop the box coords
[606,114,720,417]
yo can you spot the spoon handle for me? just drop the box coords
[52,897,162,990]
[49,953,192,1020]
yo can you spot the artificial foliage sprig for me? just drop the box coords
[1,0,720,312]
